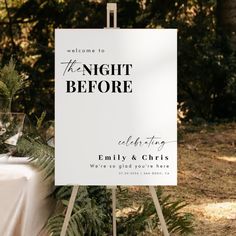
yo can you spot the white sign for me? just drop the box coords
[55,29,177,186]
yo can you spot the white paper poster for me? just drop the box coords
[55,29,177,185]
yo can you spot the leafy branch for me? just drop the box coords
[117,187,194,235]
[0,58,27,111]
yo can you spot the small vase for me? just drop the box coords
[0,112,43,156]
[0,112,25,155]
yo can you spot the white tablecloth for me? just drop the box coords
[0,155,55,236]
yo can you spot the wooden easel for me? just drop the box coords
[60,3,169,236]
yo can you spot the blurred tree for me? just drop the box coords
[0,0,106,120]
[0,0,235,122]
[217,0,236,51]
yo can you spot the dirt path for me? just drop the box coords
[118,122,236,235]
[164,122,236,235]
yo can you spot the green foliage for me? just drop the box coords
[36,111,47,130]
[16,136,54,179]
[178,11,236,120]
[48,187,109,236]
[0,58,27,111]
[0,58,24,98]
[48,185,194,236]
[118,187,194,235]
[87,186,112,233]
[54,186,112,235]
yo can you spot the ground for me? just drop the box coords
[117,122,236,235]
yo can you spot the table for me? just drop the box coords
[0,155,55,236]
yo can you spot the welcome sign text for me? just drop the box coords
[61,59,133,93]
[55,29,177,186]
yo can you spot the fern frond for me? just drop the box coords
[117,187,194,235]
[47,187,107,236]
[16,136,54,179]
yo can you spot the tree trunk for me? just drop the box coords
[217,0,236,51]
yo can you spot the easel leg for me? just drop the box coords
[112,187,117,236]
[149,186,169,236]
[60,186,79,236]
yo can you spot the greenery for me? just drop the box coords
[118,187,194,235]
[17,136,54,179]
[0,58,27,111]
[47,186,110,236]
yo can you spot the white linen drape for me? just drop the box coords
[0,156,55,236]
